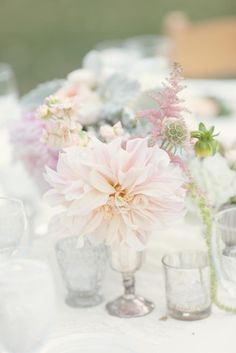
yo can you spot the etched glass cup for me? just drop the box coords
[162,251,211,321]
[55,236,106,307]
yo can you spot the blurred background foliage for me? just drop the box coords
[0,0,235,93]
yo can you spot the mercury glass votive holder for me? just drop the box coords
[162,251,211,321]
[55,237,106,308]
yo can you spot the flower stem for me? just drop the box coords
[189,180,236,313]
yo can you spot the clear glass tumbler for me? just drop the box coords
[215,207,236,256]
[55,237,106,307]
[0,197,27,249]
[213,207,236,291]
[162,251,211,321]
[0,258,56,353]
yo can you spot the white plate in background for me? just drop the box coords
[44,333,157,353]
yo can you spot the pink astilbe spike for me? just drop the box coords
[139,63,188,140]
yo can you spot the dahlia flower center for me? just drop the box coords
[102,183,134,220]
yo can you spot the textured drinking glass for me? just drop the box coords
[215,207,236,256]
[55,237,106,307]
[106,245,154,318]
[213,207,236,290]
[0,197,27,249]
[0,258,56,353]
[162,251,211,321]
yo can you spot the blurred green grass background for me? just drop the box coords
[0,0,235,93]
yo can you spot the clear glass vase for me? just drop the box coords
[55,237,106,308]
[106,245,154,318]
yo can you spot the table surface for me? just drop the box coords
[31,220,236,353]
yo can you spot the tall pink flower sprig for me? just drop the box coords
[139,64,188,142]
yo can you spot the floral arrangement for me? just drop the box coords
[41,64,219,249]
[42,64,236,315]
[13,55,236,313]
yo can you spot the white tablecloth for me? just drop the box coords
[31,220,236,353]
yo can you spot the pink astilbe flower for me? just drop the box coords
[168,153,190,177]
[44,138,186,250]
[139,64,188,140]
[11,112,59,193]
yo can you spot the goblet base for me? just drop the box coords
[66,293,104,308]
[106,295,155,318]
[168,306,211,321]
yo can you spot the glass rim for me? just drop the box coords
[0,196,24,206]
[0,257,52,282]
[214,207,236,232]
[0,63,14,80]
[162,251,209,270]
[0,197,25,214]
[0,62,12,71]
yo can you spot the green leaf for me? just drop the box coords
[209,126,215,134]
[199,122,206,132]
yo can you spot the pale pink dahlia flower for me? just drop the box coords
[44,138,186,249]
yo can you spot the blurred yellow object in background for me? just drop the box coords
[165,13,236,78]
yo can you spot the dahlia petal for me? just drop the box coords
[121,167,150,190]
[68,190,108,216]
[44,166,66,187]
[106,215,121,244]
[43,189,65,206]
[125,229,145,251]
[79,211,104,236]
[63,181,85,201]
[89,169,115,193]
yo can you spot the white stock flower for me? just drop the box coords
[67,69,97,89]
[100,122,124,142]
[225,148,236,170]
[189,153,236,209]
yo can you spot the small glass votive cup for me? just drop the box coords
[162,251,211,321]
[55,237,106,308]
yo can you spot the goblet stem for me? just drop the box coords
[123,273,135,297]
